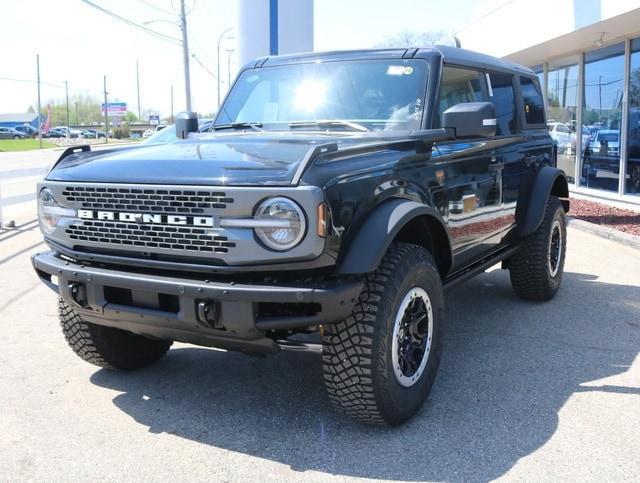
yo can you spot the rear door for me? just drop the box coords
[430,66,510,269]
[486,71,526,242]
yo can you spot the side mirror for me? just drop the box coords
[176,111,198,139]
[442,102,496,138]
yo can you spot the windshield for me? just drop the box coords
[215,59,428,132]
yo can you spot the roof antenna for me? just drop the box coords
[454,36,462,48]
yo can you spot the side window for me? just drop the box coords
[520,76,545,125]
[436,66,487,126]
[488,72,517,135]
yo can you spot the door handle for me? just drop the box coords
[488,162,504,172]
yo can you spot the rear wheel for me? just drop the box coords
[13,135,20,140]
[322,243,445,425]
[509,196,566,301]
[58,299,172,370]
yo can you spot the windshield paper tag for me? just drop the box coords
[387,65,413,76]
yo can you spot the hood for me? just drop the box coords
[46,133,373,186]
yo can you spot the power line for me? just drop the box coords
[135,0,176,16]
[81,0,181,45]
[454,0,518,34]
[0,75,102,95]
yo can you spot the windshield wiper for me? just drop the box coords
[212,122,264,132]
[288,120,370,132]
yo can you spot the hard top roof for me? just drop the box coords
[252,45,534,76]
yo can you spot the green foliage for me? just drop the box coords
[112,124,131,139]
[124,111,138,122]
[42,93,104,126]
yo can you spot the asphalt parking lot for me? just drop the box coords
[1,221,639,481]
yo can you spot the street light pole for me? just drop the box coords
[103,75,109,144]
[217,27,234,107]
[226,49,234,89]
[36,54,42,149]
[179,0,192,112]
[170,84,174,123]
[65,80,70,137]
[75,102,79,125]
[136,59,141,120]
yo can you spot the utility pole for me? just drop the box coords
[170,84,174,123]
[179,0,192,112]
[65,81,70,137]
[226,49,234,89]
[75,102,79,125]
[103,75,109,144]
[136,59,141,120]
[217,27,234,108]
[36,54,42,149]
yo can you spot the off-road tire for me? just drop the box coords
[322,243,445,425]
[58,298,172,370]
[509,196,566,301]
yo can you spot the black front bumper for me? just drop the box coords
[32,251,362,354]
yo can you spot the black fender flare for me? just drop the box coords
[335,199,452,275]
[518,166,569,237]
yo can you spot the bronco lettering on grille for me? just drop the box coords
[77,210,214,227]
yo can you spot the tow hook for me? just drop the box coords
[68,282,88,307]
[196,300,222,329]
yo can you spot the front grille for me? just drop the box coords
[61,186,234,214]
[66,220,236,253]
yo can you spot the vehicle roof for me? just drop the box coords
[251,45,534,76]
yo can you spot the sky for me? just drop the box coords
[0,0,488,120]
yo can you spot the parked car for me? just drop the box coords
[130,133,141,139]
[43,129,66,138]
[14,125,39,138]
[32,45,569,426]
[0,127,27,139]
[142,129,154,138]
[53,126,84,138]
[79,129,105,139]
[547,122,573,151]
[581,129,622,189]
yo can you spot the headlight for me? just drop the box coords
[254,197,306,251]
[38,188,74,234]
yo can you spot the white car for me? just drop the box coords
[142,129,154,138]
[547,122,573,150]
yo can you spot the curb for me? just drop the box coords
[567,217,640,251]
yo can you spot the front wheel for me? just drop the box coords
[322,243,445,425]
[509,196,567,301]
[13,135,20,140]
[58,299,172,370]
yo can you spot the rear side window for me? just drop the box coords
[435,66,487,126]
[488,72,517,135]
[520,76,545,125]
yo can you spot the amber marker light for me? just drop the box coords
[317,203,327,237]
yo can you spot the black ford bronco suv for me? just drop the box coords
[32,46,569,425]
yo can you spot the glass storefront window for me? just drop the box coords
[581,43,625,193]
[626,38,640,195]
[547,57,579,183]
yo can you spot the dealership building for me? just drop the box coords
[457,0,640,208]
[237,0,640,208]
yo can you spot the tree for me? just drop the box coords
[374,29,453,48]
[124,111,138,122]
[43,93,102,126]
